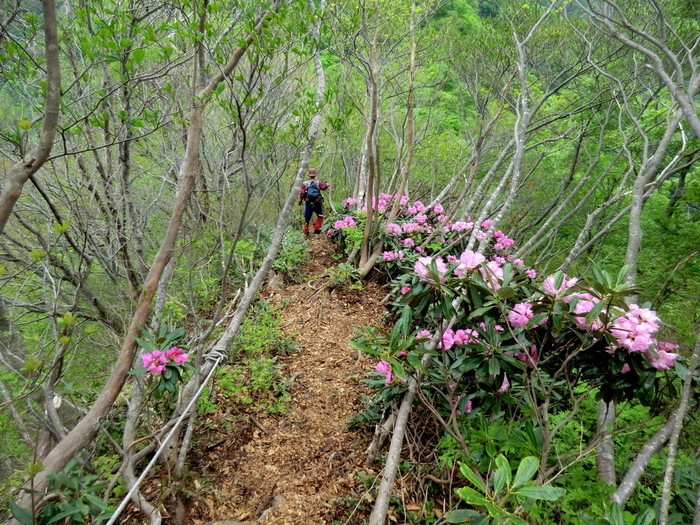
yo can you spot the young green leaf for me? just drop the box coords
[512,456,538,489]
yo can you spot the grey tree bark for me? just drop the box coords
[0,0,60,235]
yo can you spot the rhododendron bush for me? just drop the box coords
[332,194,682,515]
[331,194,678,400]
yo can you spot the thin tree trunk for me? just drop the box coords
[611,411,677,506]
[659,329,700,524]
[0,0,60,235]
[596,400,617,484]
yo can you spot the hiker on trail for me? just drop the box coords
[298,168,330,235]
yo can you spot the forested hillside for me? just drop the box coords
[1,0,699,523]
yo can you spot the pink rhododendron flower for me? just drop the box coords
[342,197,358,207]
[454,250,485,277]
[447,255,458,264]
[626,304,660,333]
[166,346,189,364]
[402,237,415,247]
[433,203,444,214]
[492,255,506,264]
[526,269,537,279]
[497,375,509,393]
[400,286,411,294]
[610,316,655,353]
[416,329,432,339]
[413,201,425,212]
[517,345,539,366]
[385,223,402,235]
[621,363,631,374]
[415,256,448,282]
[454,329,479,344]
[376,360,393,384]
[570,293,603,330]
[142,350,167,375]
[402,222,423,233]
[437,214,447,222]
[481,219,493,230]
[476,230,486,242]
[399,195,409,206]
[512,258,524,268]
[466,400,473,413]
[543,274,579,299]
[450,221,473,232]
[415,214,428,225]
[406,206,418,214]
[439,329,455,351]
[480,260,504,291]
[646,340,679,371]
[508,303,535,329]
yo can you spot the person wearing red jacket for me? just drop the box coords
[298,168,330,235]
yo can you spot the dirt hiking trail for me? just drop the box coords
[184,234,388,524]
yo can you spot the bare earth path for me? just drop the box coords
[185,235,387,524]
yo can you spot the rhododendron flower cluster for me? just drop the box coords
[454,250,485,277]
[376,360,393,384]
[609,304,677,370]
[142,346,189,376]
[543,274,579,298]
[415,257,448,283]
[333,216,357,229]
[508,303,546,329]
[383,251,404,262]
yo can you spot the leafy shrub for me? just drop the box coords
[273,228,310,282]
[10,459,114,524]
[233,301,299,358]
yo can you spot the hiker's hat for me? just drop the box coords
[308,168,317,178]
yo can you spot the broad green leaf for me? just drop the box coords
[515,485,565,501]
[132,48,145,64]
[507,514,529,525]
[445,509,485,523]
[513,456,538,489]
[525,312,547,329]
[494,454,511,490]
[580,514,607,525]
[631,507,655,525]
[9,501,33,525]
[584,299,606,326]
[485,441,497,458]
[53,220,70,234]
[675,360,688,380]
[455,487,488,506]
[493,465,508,495]
[458,462,487,493]
[608,502,624,525]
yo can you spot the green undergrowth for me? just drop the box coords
[198,301,300,417]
